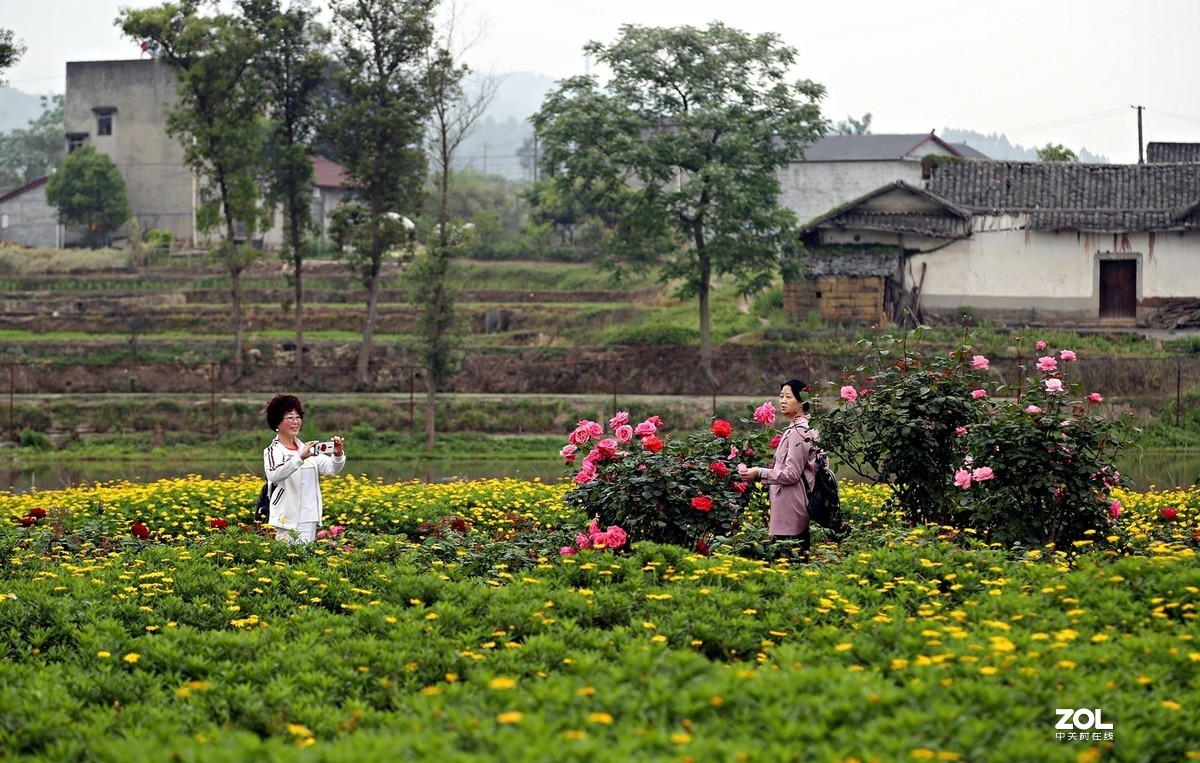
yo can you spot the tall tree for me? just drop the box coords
[412,3,497,448]
[0,28,24,83]
[238,0,330,387]
[119,1,266,379]
[44,145,131,249]
[0,94,64,192]
[532,22,826,390]
[326,0,436,388]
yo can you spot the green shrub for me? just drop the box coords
[602,324,699,347]
[18,428,52,451]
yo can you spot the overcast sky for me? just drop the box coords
[5,0,1199,163]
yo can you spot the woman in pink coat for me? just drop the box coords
[739,379,818,551]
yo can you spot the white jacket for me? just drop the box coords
[263,438,346,530]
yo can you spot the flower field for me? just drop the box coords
[1,476,1198,761]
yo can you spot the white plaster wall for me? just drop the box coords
[777,160,925,225]
[0,183,59,249]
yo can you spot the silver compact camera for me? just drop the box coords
[312,441,337,455]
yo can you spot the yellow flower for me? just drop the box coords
[670,732,693,744]
[496,711,523,724]
[588,712,614,725]
[1162,700,1181,711]
[123,653,140,664]
[488,677,517,690]
[97,651,111,659]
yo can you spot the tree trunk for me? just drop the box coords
[288,184,304,388]
[693,225,718,392]
[356,267,381,389]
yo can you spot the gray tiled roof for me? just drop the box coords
[925,160,1200,231]
[1147,143,1200,163]
[801,133,963,161]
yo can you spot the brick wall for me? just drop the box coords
[784,275,885,323]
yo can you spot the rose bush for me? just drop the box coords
[819,326,989,526]
[560,409,776,551]
[819,326,1132,550]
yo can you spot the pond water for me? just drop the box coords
[0,452,1196,495]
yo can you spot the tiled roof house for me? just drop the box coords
[791,158,1200,326]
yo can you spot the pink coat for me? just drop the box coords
[761,420,818,536]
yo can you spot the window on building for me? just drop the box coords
[92,106,117,137]
[66,133,87,153]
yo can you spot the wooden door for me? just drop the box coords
[1099,260,1136,319]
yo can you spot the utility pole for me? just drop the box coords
[1132,105,1144,164]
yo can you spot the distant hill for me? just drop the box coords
[0,86,46,132]
[940,127,1109,163]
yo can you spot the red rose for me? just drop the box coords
[1161,507,1178,521]
[709,461,730,478]
[695,539,710,555]
[710,420,733,438]
[450,518,469,533]
[769,434,782,449]
[29,508,47,519]
[641,435,664,453]
[18,516,37,526]
[209,518,229,530]
[690,495,713,512]
[131,522,150,540]
[733,481,748,494]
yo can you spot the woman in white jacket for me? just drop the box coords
[263,394,346,543]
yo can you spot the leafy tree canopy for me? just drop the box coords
[0,28,24,84]
[1037,142,1079,162]
[45,145,131,248]
[531,21,826,385]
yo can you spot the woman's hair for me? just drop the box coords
[265,394,304,430]
[781,379,809,412]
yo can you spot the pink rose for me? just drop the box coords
[593,438,618,459]
[614,424,634,444]
[769,434,782,449]
[560,546,577,555]
[635,420,658,437]
[972,355,990,370]
[955,426,967,437]
[840,385,858,403]
[971,466,995,482]
[1036,340,1047,350]
[1025,405,1042,414]
[560,444,578,463]
[584,420,604,439]
[568,426,591,446]
[608,411,630,429]
[971,389,987,399]
[728,445,739,460]
[602,526,627,548]
[573,461,597,485]
[753,402,777,426]
[1059,350,1076,362]
[1036,356,1058,372]
[954,469,972,489]
[1109,500,1121,520]
[1045,378,1064,393]
[1086,392,1103,404]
